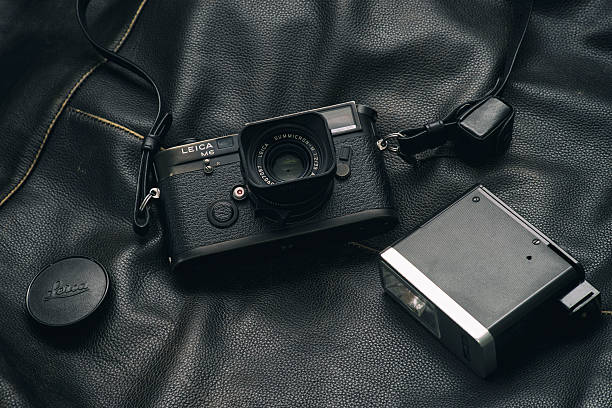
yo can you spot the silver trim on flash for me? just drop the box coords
[381,247,497,376]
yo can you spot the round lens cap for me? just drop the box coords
[26,257,109,327]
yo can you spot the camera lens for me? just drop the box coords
[265,140,310,182]
[270,152,305,181]
[238,112,337,221]
[252,132,321,186]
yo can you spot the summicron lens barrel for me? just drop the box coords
[238,111,337,221]
[255,132,320,185]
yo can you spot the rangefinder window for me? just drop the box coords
[319,105,357,134]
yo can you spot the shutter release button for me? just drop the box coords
[207,200,238,228]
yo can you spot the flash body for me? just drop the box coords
[379,185,601,377]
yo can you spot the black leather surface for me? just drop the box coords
[1,0,610,406]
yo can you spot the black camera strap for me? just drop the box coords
[377,0,533,163]
[76,0,172,233]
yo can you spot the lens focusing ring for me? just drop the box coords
[250,180,335,224]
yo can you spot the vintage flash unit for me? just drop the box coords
[380,185,601,377]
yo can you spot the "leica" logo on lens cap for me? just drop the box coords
[43,280,89,301]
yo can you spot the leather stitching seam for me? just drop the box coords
[67,107,166,151]
[114,0,148,52]
[68,107,145,141]
[0,61,101,207]
[0,0,150,208]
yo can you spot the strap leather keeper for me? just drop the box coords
[455,96,515,161]
[398,120,452,156]
[425,120,445,135]
[142,134,160,151]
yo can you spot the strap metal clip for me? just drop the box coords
[139,188,161,213]
[376,132,402,152]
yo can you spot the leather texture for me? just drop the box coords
[0,0,610,406]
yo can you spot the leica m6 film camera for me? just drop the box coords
[155,102,396,270]
[380,185,601,377]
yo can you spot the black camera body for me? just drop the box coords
[155,102,396,271]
